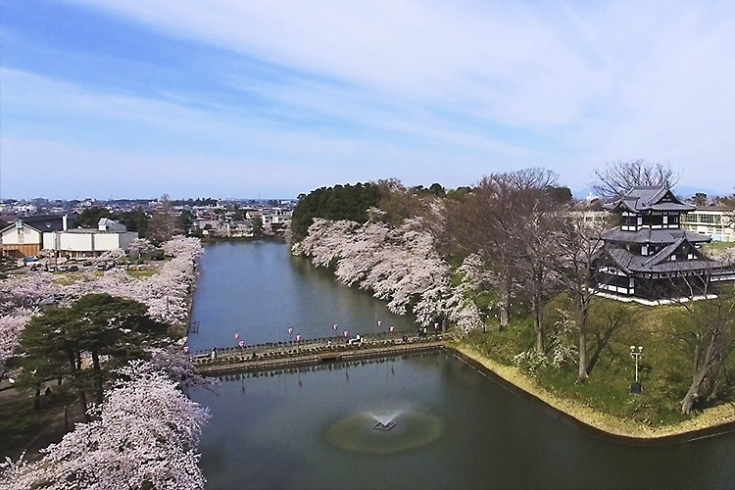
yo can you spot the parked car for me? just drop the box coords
[47,266,57,273]
[68,265,79,272]
[82,261,93,266]
[58,265,69,272]
[96,263,107,271]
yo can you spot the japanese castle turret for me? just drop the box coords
[593,185,735,300]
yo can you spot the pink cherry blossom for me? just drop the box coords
[1,359,210,490]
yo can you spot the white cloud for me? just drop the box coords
[6,0,735,196]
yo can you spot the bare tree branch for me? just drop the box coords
[590,159,680,202]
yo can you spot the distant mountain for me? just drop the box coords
[673,185,731,199]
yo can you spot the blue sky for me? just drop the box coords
[2,1,735,199]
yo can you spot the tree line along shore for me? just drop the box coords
[290,161,735,435]
[1,236,213,489]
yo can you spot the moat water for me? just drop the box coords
[189,242,735,489]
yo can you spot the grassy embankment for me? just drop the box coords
[454,297,735,439]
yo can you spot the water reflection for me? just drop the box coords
[193,352,735,490]
[188,242,417,351]
[189,243,735,489]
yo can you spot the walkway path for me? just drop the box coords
[193,333,450,375]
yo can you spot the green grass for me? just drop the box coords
[126,269,158,279]
[0,396,71,461]
[702,241,735,251]
[52,272,93,286]
[462,297,723,428]
[465,318,536,366]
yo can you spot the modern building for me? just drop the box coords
[592,186,735,300]
[42,218,138,258]
[680,206,734,242]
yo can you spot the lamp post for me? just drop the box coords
[630,345,643,394]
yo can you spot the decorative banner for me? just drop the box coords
[238,340,245,348]
[377,320,382,327]
[234,333,240,340]
[389,325,395,333]
[343,330,349,338]
[434,322,439,329]
[296,334,302,342]
[333,323,338,331]
[288,327,294,335]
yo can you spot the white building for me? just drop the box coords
[43,218,138,257]
[681,206,735,242]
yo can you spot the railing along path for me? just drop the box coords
[192,332,451,375]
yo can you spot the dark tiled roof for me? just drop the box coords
[603,227,711,244]
[606,247,731,275]
[13,215,75,233]
[642,237,686,267]
[605,185,695,213]
[3,214,76,233]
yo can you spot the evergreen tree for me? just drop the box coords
[18,294,169,415]
[76,206,111,228]
[291,182,381,241]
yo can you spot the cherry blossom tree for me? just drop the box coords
[0,312,31,382]
[0,236,203,386]
[97,248,126,263]
[299,215,480,330]
[127,237,156,260]
[1,360,210,490]
[0,237,209,488]
[147,345,218,391]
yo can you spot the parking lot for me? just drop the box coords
[16,258,162,275]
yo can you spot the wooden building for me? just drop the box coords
[1,215,75,259]
[592,186,735,300]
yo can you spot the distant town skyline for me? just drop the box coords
[0,183,731,204]
[2,1,735,199]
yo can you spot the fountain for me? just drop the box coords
[324,405,443,454]
[371,410,400,431]
[373,421,396,431]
